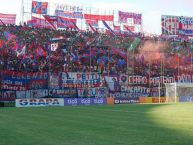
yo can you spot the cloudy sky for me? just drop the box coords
[0,0,193,34]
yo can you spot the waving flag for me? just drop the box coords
[57,16,77,29]
[27,17,54,29]
[102,21,116,36]
[43,15,57,29]
[113,24,121,31]
[119,11,142,24]
[35,45,47,57]
[128,37,141,51]
[124,25,135,31]
[0,39,3,48]
[16,45,26,57]
[0,13,16,25]
[86,19,98,32]
[32,1,48,14]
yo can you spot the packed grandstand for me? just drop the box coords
[1,1,193,106]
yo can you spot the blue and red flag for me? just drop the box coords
[43,15,57,29]
[32,1,48,14]
[27,17,54,29]
[57,16,77,29]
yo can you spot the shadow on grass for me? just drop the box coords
[0,104,193,145]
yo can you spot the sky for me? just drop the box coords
[0,0,193,34]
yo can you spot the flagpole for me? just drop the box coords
[127,45,129,75]
[0,19,5,26]
[160,53,163,103]
[20,0,24,25]
[90,45,91,72]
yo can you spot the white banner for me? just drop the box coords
[15,98,64,107]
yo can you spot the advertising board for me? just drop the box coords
[16,98,64,107]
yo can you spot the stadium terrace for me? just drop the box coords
[1,1,193,105]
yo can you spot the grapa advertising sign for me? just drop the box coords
[16,98,64,107]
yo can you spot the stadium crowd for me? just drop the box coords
[0,24,193,76]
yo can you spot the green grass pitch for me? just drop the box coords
[0,103,193,145]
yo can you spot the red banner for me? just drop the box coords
[0,13,16,25]
[86,19,98,25]
[84,14,114,21]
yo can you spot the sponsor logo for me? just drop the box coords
[114,98,139,104]
[67,98,78,105]
[16,98,63,107]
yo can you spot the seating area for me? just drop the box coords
[0,25,193,75]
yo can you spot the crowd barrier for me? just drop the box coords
[15,97,138,107]
[1,71,193,107]
[5,96,193,107]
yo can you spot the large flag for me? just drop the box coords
[27,17,54,29]
[0,13,16,25]
[4,31,16,41]
[113,24,121,31]
[102,21,116,36]
[86,19,98,32]
[32,1,48,14]
[57,16,77,29]
[124,25,135,31]
[43,15,57,29]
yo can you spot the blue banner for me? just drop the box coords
[64,98,107,106]
[1,71,48,90]
[179,96,193,102]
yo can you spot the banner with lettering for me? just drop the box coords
[0,91,16,101]
[55,10,83,19]
[49,89,77,98]
[162,15,193,36]
[61,72,104,88]
[119,11,142,25]
[1,71,48,91]
[77,87,107,98]
[16,90,48,99]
